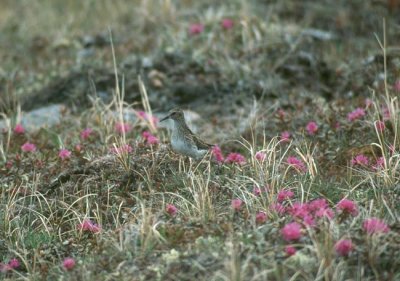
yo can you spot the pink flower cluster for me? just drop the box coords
[273,195,390,256]
[142,131,159,145]
[211,145,224,163]
[225,152,246,165]
[80,128,93,140]
[335,239,353,256]
[280,131,291,143]
[231,199,243,211]
[59,149,72,160]
[77,219,101,233]
[14,124,25,134]
[351,154,387,170]
[0,258,20,273]
[363,218,390,234]
[336,199,358,216]
[306,121,318,135]
[372,157,385,170]
[166,204,178,216]
[189,23,204,35]
[287,156,306,173]
[351,154,368,166]
[63,257,76,271]
[21,142,36,152]
[277,190,294,203]
[275,198,337,231]
[255,151,266,161]
[281,222,302,241]
[255,211,267,224]
[221,18,234,30]
[347,108,365,122]
[285,245,297,256]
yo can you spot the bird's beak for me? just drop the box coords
[160,114,170,122]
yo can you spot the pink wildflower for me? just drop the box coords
[347,108,365,122]
[211,145,224,163]
[277,190,294,203]
[253,186,261,196]
[231,199,243,211]
[59,149,72,160]
[142,131,159,145]
[0,259,19,272]
[109,144,133,154]
[285,245,297,256]
[280,131,291,143]
[80,128,93,140]
[255,151,266,161]
[281,222,302,242]
[373,157,385,170]
[308,198,328,212]
[63,257,76,271]
[225,152,246,165]
[306,121,318,135]
[288,202,309,219]
[8,258,20,269]
[14,124,25,134]
[255,211,267,224]
[166,204,178,216]
[303,215,315,227]
[335,239,353,256]
[375,120,385,132]
[189,23,204,35]
[137,111,147,119]
[21,142,36,152]
[315,207,335,220]
[270,203,285,215]
[351,154,369,166]
[337,199,358,216]
[115,122,131,134]
[221,18,234,30]
[147,135,158,145]
[363,218,390,235]
[287,156,306,173]
[77,219,101,233]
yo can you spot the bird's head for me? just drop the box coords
[160,108,185,122]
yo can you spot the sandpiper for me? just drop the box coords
[160,108,213,159]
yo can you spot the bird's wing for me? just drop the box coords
[184,126,213,150]
[191,135,213,150]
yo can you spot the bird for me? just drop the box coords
[160,108,213,159]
